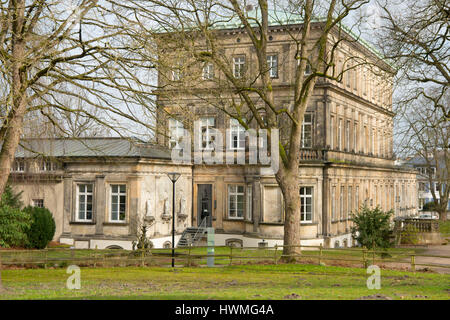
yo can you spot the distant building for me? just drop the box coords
[404,153,449,212]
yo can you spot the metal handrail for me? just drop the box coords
[191,217,207,246]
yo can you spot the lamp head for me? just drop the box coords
[167,172,181,182]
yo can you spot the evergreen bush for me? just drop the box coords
[23,206,56,249]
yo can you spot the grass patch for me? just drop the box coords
[0,263,448,300]
[439,221,450,237]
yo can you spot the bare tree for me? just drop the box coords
[396,91,449,221]
[377,0,449,220]
[0,0,159,195]
[378,0,449,119]
[124,0,383,258]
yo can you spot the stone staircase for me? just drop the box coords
[177,218,208,247]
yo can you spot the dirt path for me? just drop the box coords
[413,244,450,274]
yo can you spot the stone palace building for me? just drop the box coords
[9,10,418,249]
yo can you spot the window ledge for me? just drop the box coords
[259,221,284,226]
[70,221,95,225]
[300,222,318,226]
[103,222,128,226]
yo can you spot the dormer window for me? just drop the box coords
[12,159,25,172]
[41,160,57,171]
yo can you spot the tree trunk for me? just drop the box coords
[276,166,302,261]
[438,208,447,221]
[0,0,26,196]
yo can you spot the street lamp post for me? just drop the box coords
[167,172,181,267]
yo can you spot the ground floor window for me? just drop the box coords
[228,185,244,219]
[33,199,44,208]
[300,187,313,222]
[111,184,126,222]
[77,184,93,221]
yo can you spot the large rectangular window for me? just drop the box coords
[230,118,246,150]
[199,117,215,150]
[355,186,359,210]
[228,185,244,219]
[340,186,344,220]
[233,56,245,78]
[338,118,343,151]
[110,184,126,222]
[300,187,313,223]
[347,186,352,219]
[77,184,93,221]
[332,186,336,220]
[168,118,185,149]
[267,54,278,78]
[330,116,335,149]
[353,121,358,152]
[345,120,350,151]
[301,114,313,148]
[202,63,214,80]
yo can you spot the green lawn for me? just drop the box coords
[439,221,450,237]
[0,264,448,300]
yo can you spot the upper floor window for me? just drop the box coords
[330,115,335,149]
[353,121,358,152]
[300,187,313,223]
[77,184,93,221]
[12,159,25,172]
[228,185,244,219]
[347,186,352,218]
[301,113,313,148]
[199,117,215,150]
[171,62,183,81]
[267,54,278,78]
[233,56,245,78]
[230,118,245,150]
[331,186,336,220]
[110,184,126,222]
[338,118,343,151]
[340,186,344,219]
[168,118,185,149]
[345,120,350,151]
[202,63,214,80]
[41,160,57,171]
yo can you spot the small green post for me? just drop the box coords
[274,244,278,265]
[141,249,145,267]
[319,243,323,265]
[187,245,192,267]
[411,255,416,273]
[362,249,367,268]
[229,246,233,266]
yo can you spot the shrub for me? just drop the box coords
[1,185,23,208]
[0,204,32,248]
[350,206,393,250]
[23,206,56,249]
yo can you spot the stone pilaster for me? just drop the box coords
[95,175,105,235]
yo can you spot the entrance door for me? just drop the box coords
[197,184,212,227]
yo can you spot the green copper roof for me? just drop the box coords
[211,8,388,65]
